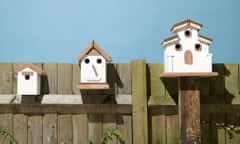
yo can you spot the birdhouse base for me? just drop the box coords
[76,83,110,89]
[160,72,218,78]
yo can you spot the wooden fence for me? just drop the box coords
[0,61,240,144]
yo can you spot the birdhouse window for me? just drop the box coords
[175,43,182,51]
[85,58,90,64]
[195,43,202,51]
[184,30,192,37]
[21,71,33,80]
[97,58,102,64]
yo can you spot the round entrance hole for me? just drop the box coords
[25,75,30,80]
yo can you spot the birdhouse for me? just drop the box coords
[15,64,45,95]
[76,40,112,89]
[161,19,214,74]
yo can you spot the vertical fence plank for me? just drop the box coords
[72,114,88,144]
[151,115,166,144]
[103,114,117,144]
[0,63,13,94]
[0,114,13,143]
[43,63,58,94]
[224,64,239,104]
[148,63,166,105]
[117,64,131,94]
[28,115,43,144]
[58,64,73,94]
[13,114,27,144]
[43,114,57,144]
[166,115,179,144]
[131,60,148,144]
[88,114,103,144]
[58,114,72,144]
[117,115,132,144]
[72,64,80,94]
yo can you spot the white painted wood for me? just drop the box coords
[17,68,41,95]
[41,95,83,104]
[0,95,21,104]
[80,55,107,83]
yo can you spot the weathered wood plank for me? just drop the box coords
[72,64,80,94]
[179,77,201,144]
[28,115,43,144]
[58,64,72,94]
[0,114,13,143]
[116,64,131,94]
[43,114,57,144]
[224,64,239,104]
[131,60,148,144]
[166,115,179,144]
[0,63,13,94]
[72,114,88,144]
[13,114,27,144]
[88,114,103,144]
[151,115,166,144]
[148,63,166,105]
[117,115,132,144]
[103,114,117,144]
[43,63,58,94]
[58,114,72,144]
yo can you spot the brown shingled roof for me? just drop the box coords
[76,40,112,62]
[171,19,203,33]
[15,64,45,75]
[161,35,179,47]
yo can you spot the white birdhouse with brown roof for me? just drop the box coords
[76,40,112,89]
[15,64,45,95]
[161,19,214,74]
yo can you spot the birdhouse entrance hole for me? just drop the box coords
[184,50,193,65]
[25,75,30,80]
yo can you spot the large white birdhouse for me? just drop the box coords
[161,19,215,76]
[76,40,112,89]
[15,64,45,95]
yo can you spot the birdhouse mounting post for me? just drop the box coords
[178,77,201,144]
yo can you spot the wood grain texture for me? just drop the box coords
[103,114,117,144]
[116,64,131,94]
[166,115,179,144]
[72,114,88,144]
[88,114,103,144]
[117,115,132,144]
[43,63,58,94]
[58,114,72,144]
[13,114,27,144]
[0,63,13,94]
[58,64,72,94]
[43,114,57,144]
[179,77,200,144]
[0,114,13,143]
[72,64,80,94]
[131,60,148,144]
[28,115,43,144]
[151,115,166,144]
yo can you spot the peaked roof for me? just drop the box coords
[15,64,45,75]
[171,19,203,33]
[161,35,179,47]
[76,40,112,62]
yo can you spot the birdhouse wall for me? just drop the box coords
[17,68,41,95]
[80,55,107,83]
[164,29,212,72]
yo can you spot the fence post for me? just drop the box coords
[131,60,148,144]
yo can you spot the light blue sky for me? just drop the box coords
[0,0,239,63]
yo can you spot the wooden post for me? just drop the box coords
[179,77,200,144]
[131,60,148,144]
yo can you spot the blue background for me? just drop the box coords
[0,0,239,63]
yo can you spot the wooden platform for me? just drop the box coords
[76,83,110,89]
[160,72,218,78]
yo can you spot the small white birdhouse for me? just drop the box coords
[76,40,112,89]
[161,19,214,74]
[15,64,45,95]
